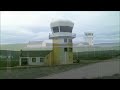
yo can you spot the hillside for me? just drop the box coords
[0,42,119,52]
[0,43,27,51]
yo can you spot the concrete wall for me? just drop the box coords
[44,52,53,66]
[52,38,73,65]
[20,57,44,66]
[28,57,44,65]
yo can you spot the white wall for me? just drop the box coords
[21,57,44,65]
[54,38,63,44]
[27,44,42,48]
[26,42,47,47]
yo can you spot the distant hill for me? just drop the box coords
[0,43,27,51]
[94,42,120,47]
[0,42,119,51]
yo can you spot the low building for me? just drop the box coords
[26,41,47,48]
[19,50,52,66]
[19,20,76,66]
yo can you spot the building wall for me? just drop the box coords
[28,57,44,65]
[51,38,73,65]
[66,43,73,64]
[27,44,42,48]
[26,41,47,48]
[44,38,73,66]
[20,37,74,66]
[53,44,63,65]
[44,52,53,66]
[20,57,44,66]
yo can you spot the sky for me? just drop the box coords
[0,11,120,44]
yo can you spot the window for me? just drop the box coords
[69,48,72,52]
[60,26,72,32]
[64,39,72,43]
[64,39,67,43]
[69,39,72,43]
[32,58,36,62]
[64,48,67,52]
[52,27,59,33]
[40,58,44,62]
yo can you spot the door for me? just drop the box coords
[21,58,28,66]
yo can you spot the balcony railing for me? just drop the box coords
[49,32,76,39]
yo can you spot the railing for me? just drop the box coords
[49,32,76,39]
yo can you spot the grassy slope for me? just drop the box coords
[0,43,27,51]
[0,50,120,67]
[1,43,119,51]
[73,50,120,61]
[0,59,106,79]
[73,46,120,52]
[0,56,119,79]
[0,60,19,67]
[95,74,120,79]
[0,43,119,79]
[0,54,120,79]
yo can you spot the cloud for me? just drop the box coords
[0,11,119,44]
[1,11,64,27]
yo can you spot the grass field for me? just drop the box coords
[0,43,27,51]
[0,59,106,79]
[0,56,119,79]
[0,49,120,79]
[73,50,120,62]
[73,46,120,52]
[1,43,119,51]
[95,74,120,79]
[0,50,120,67]
[0,60,19,68]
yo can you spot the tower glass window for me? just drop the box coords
[52,27,59,33]
[64,39,67,43]
[60,26,72,32]
[40,58,44,62]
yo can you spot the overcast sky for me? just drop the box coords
[0,11,119,44]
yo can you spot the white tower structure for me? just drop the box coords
[49,20,76,65]
[84,32,94,46]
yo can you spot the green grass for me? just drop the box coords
[73,46,120,52]
[0,50,120,67]
[94,74,120,79]
[0,60,19,68]
[0,49,120,79]
[73,50,120,63]
[0,43,27,51]
[0,55,119,79]
[1,43,119,51]
[0,60,103,79]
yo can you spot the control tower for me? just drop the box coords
[84,32,94,46]
[49,20,76,65]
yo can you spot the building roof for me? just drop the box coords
[22,47,52,51]
[20,50,52,57]
[28,41,43,44]
[50,20,74,28]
